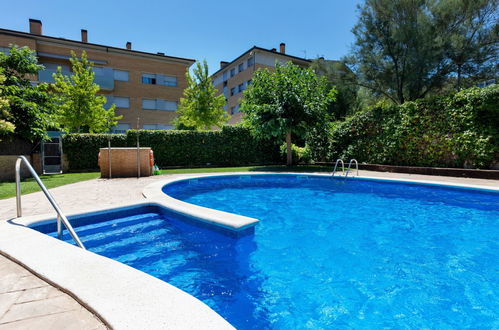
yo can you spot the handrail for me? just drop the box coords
[16,156,86,249]
[345,159,359,177]
[332,159,345,176]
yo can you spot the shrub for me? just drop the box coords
[279,143,312,164]
[307,85,498,169]
[63,126,281,171]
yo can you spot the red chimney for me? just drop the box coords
[280,43,286,54]
[126,42,132,50]
[29,19,42,35]
[81,29,88,43]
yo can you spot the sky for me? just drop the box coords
[0,0,362,74]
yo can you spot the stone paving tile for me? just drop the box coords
[0,255,106,329]
[0,308,104,330]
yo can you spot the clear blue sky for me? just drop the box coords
[1,0,362,74]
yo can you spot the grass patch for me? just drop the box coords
[0,172,100,200]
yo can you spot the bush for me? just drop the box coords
[62,126,281,171]
[307,85,499,169]
[279,143,312,164]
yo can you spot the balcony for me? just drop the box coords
[37,67,115,91]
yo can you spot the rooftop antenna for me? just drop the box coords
[136,116,140,178]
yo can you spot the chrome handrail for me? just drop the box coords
[16,156,86,249]
[345,159,359,177]
[332,159,345,176]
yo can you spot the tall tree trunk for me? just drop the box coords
[286,130,292,166]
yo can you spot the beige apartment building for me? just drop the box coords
[0,19,195,132]
[211,43,311,124]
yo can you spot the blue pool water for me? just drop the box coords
[35,175,498,328]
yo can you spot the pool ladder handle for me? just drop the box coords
[15,156,86,250]
[332,158,359,177]
[345,159,359,177]
[332,159,345,176]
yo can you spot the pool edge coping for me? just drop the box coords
[0,201,235,330]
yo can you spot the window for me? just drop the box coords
[223,71,228,81]
[230,106,235,115]
[238,83,244,93]
[161,75,177,87]
[247,79,252,86]
[111,123,130,134]
[223,85,228,98]
[230,87,236,96]
[142,98,156,109]
[114,70,129,81]
[142,99,177,111]
[247,56,254,67]
[230,68,235,77]
[113,96,130,108]
[232,105,240,114]
[93,67,104,76]
[238,63,244,72]
[143,124,174,130]
[142,73,156,85]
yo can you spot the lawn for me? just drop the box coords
[0,172,100,200]
[0,165,333,200]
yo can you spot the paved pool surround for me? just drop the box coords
[1,171,498,329]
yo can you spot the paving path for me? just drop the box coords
[0,254,105,329]
[0,170,497,329]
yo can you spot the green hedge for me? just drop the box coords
[62,126,281,171]
[308,85,499,169]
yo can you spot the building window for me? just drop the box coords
[233,105,240,114]
[247,56,254,67]
[223,85,228,98]
[142,73,157,85]
[238,63,244,72]
[230,106,235,115]
[238,83,244,93]
[142,98,177,111]
[223,71,228,81]
[143,124,174,130]
[230,68,235,77]
[111,123,130,134]
[247,79,252,86]
[230,87,236,96]
[93,67,104,76]
[161,75,177,87]
[142,98,156,109]
[113,96,130,108]
[114,70,129,81]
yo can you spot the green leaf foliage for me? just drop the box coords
[308,84,499,169]
[0,46,57,142]
[0,69,15,139]
[174,60,228,130]
[348,0,498,103]
[241,62,336,164]
[62,126,281,171]
[52,51,122,133]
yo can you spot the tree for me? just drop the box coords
[241,62,336,165]
[174,60,227,130]
[310,58,360,119]
[0,70,15,139]
[348,0,498,104]
[0,46,57,141]
[52,51,121,133]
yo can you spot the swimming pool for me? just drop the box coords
[36,174,498,328]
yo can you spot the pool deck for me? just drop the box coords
[0,170,497,329]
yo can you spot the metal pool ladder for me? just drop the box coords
[15,156,86,249]
[332,158,359,177]
[332,159,345,176]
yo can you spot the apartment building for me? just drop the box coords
[211,43,311,124]
[0,19,195,132]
